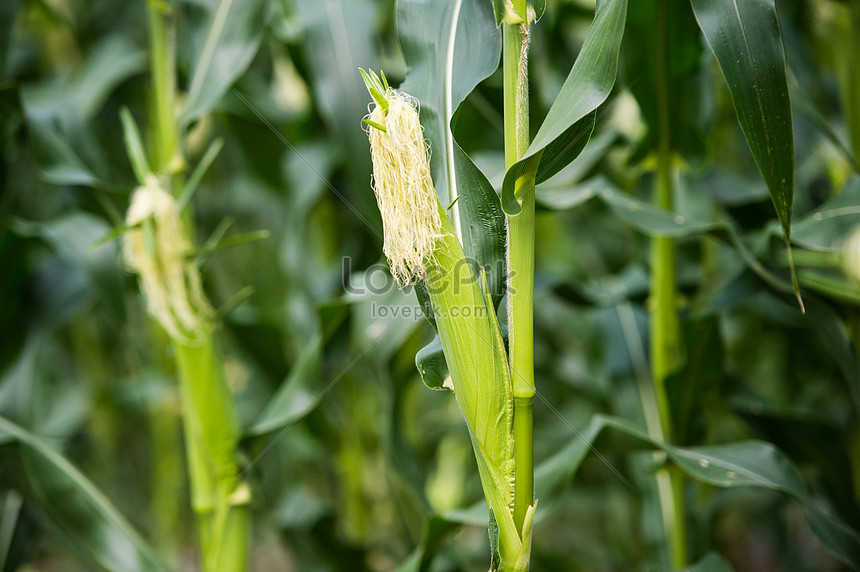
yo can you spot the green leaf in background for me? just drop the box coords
[21,35,146,188]
[395,515,459,572]
[291,0,382,221]
[182,0,269,124]
[534,414,860,569]
[0,0,19,80]
[647,552,733,572]
[792,175,860,251]
[664,317,724,446]
[398,0,500,212]
[537,176,798,299]
[246,336,322,437]
[119,107,151,185]
[501,0,627,215]
[690,0,794,238]
[0,415,168,572]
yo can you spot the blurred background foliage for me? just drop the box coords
[0,0,859,570]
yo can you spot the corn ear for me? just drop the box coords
[362,76,521,567]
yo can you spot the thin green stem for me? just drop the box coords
[504,20,534,537]
[650,0,687,567]
[146,0,176,173]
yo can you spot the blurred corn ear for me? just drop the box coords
[362,69,533,570]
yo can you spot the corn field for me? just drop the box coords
[1,0,860,571]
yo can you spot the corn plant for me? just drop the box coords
[114,2,258,569]
[359,0,627,567]
[360,0,860,570]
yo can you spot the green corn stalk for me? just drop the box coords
[115,2,252,569]
[361,70,535,571]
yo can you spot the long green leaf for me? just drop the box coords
[0,415,168,571]
[501,0,627,214]
[182,0,268,124]
[690,0,794,237]
[535,414,860,568]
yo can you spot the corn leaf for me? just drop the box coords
[501,0,627,215]
[791,175,860,252]
[246,336,322,436]
[535,414,860,569]
[690,0,794,238]
[624,0,705,162]
[182,0,268,124]
[0,415,168,572]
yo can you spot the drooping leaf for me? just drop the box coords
[182,0,269,124]
[690,0,794,238]
[501,0,627,214]
[536,176,797,298]
[534,414,860,569]
[0,416,167,572]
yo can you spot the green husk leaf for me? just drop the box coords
[512,501,536,571]
[178,137,225,212]
[363,118,387,133]
[88,222,134,251]
[415,335,450,391]
[489,508,501,571]
[119,107,150,185]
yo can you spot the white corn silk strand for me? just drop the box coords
[123,180,214,343]
[366,90,443,286]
